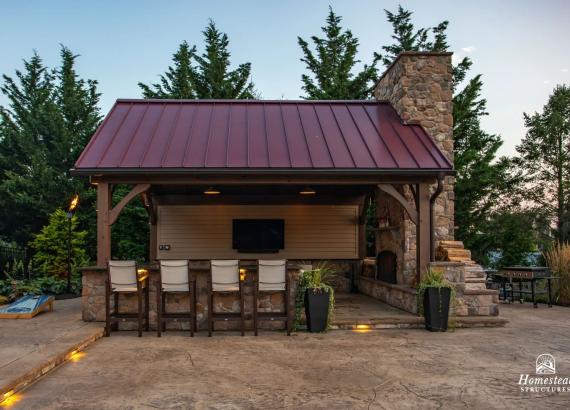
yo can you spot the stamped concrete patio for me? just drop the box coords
[6,303,569,409]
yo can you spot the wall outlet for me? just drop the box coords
[159,244,171,251]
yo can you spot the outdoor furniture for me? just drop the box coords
[105,260,149,337]
[208,260,245,336]
[157,260,196,337]
[496,267,556,308]
[253,260,291,336]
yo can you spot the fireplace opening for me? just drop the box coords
[377,250,397,284]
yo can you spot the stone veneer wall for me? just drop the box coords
[81,260,358,330]
[374,52,455,282]
[357,259,499,317]
[82,262,303,331]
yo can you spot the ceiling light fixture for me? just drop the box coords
[299,186,316,195]
[204,187,221,195]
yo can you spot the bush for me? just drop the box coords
[544,243,570,305]
[30,209,89,277]
[0,274,81,301]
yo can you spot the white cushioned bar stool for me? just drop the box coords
[208,260,245,336]
[254,260,291,336]
[157,260,196,337]
[105,260,149,337]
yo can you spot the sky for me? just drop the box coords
[1,0,569,157]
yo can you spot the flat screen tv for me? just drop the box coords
[232,219,285,252]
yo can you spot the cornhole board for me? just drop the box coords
[0,294,54,319]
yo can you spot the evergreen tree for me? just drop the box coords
[139,21,256,99]
[31,209,88,277]
[298,7,377,99]
[0,48,101,249]
[376,5,516,263]
[516,85,570,242]
[139,41,197,99]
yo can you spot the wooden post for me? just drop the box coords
[97,182,111,266]
[149,223,157,262]
[416,183,431,282]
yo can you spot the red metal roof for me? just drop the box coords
[74,99,452,173]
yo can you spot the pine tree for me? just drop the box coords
[516,85,570,242]
[191,21,256,99]
[139,21,256,99]
[298,7,378,99]
[139,41,197,99]
[376,5,516,263]
[55,46,101,164]
[0,48,101,248]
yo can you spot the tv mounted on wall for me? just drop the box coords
[232,219,285,252]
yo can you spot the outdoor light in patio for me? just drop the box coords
[204,186,221,195]
[66,194,79,294]
[299,186,316,195]
[239,268,247,281]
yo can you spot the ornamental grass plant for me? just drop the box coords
[544,242,570,305]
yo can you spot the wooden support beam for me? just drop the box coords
[377,184,418,225]
[358,193,371,258]
[109,184,151,225]
[149,223,157,262]
[416,183,431,282]
[96,182,111,266]
[140,191,157,224]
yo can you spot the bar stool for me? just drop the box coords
[208,260,245,336]
[157,260,196,337]
[253,260,291,336]
[105,260,149,337]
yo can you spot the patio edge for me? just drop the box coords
[0,326,104,401]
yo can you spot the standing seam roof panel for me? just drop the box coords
[74,100,453,171]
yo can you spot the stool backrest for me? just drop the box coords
[211,260,240,292]
[258,260,287,291]
[160,260,190,292]
[108,260,137,291]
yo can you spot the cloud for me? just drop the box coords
[562,68,569,73]
[543,80,551,84]
[461,46,477,53]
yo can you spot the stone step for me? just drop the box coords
[465,277,486,283]
[439,240,465,249]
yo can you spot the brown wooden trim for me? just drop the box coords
[90,174,441,186]
[154,194,365,206]
[377,184,418,225]
[109,184,150,225]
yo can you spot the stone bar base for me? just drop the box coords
[81,262,303,331]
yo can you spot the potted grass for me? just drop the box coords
[294,262,335,332]
[417,268,454,332]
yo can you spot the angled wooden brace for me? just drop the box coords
[377,184,418,225]
[109,184,151,225]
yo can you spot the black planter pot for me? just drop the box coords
[423,287,451,332]
[304,289,330,332]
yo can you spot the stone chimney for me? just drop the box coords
[374,51,454,241]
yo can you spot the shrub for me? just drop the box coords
[544,243,570,305]
[30,209,89,277]
[0,274,81,301]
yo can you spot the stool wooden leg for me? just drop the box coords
[105,282,111,337]
[137,289,143,337]
[157,286,162,337]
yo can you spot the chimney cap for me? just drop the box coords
[375,51,453,89]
